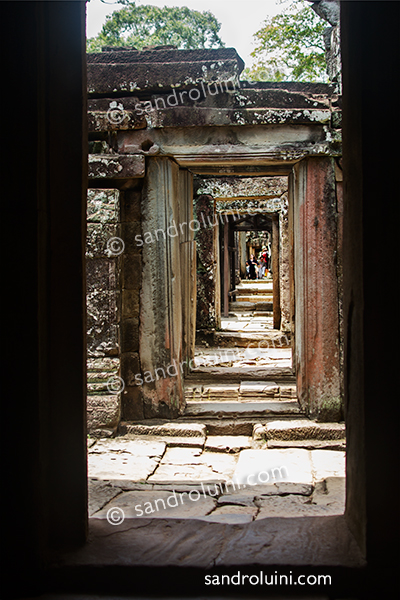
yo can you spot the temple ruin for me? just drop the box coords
[4,1,399,598]
[86,45,344,433]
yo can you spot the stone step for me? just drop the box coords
[184,400,301,418]
[236,282,273,290]
[185,381,296,402]
[119,420,206,438]
[229,301,273,311]
[262,419,345,440]
[213,330,291,348]
[252,419,346,449]
[266,439,346,450]
[235,295,273,303]
[193,417,283,436]
[234,289,273,296]
[187,365,294,381]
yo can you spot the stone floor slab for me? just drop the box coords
[311,449,345,480]
[217,492,257,507]
[93,490,216,519]
[88,479,123,516]
[148,450,238,484]
[72,514,365,568]
[88,453,159,482]
[205,435,252,453]
[232,448,313,493]
[312,476,345,514]
[147,464,227,484]
[89,438,166,458]
[255,495,324,519]
[198,513,254,524]
[157,447,203,464]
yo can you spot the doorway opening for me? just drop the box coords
[188,176,296,416]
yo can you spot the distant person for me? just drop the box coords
[261,246,269,277]
[248,254,258,280]
[258,250,267,279]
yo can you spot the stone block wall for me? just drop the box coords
[86,189,122,435]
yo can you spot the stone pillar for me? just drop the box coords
[293,157,342,421]
[272,217,281,329]
[140,158,184,418]
[194,194,220,331]
[288,174,296,368]
[279,193,291,332]
[86,188,122,435]
[223,217,229,317]
[178,169,196,375]
[120,185,143,421]
[239,231,247,279]
[335,163,344,407]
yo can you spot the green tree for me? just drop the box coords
[243,0,327,82]
[87,0,225,52]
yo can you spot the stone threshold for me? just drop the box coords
[59,514,365,568]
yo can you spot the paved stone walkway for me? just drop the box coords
[88,435,345,524]
[193,346,292,369]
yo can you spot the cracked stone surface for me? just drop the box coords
[147,450,238,484]
[70,515,364,568]
[88,452,160,482]
[88,437,166,482]
[94,490,216,519]
[88,436,346,523]
[88,479,122,516]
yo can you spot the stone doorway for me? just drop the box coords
[178,175,298,427]
[85,46,345,528]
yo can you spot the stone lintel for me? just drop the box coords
[191,165,293,176]
[88,154,145,179]
[116,127,340,166]
[194,175,288,199]
[147,107,332,128]
[166,144,339,167]
[87,61,241,95]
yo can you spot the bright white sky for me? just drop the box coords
[86,0,288,69]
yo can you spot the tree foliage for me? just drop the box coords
[87,0,225,52]
[243,0,328,83]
